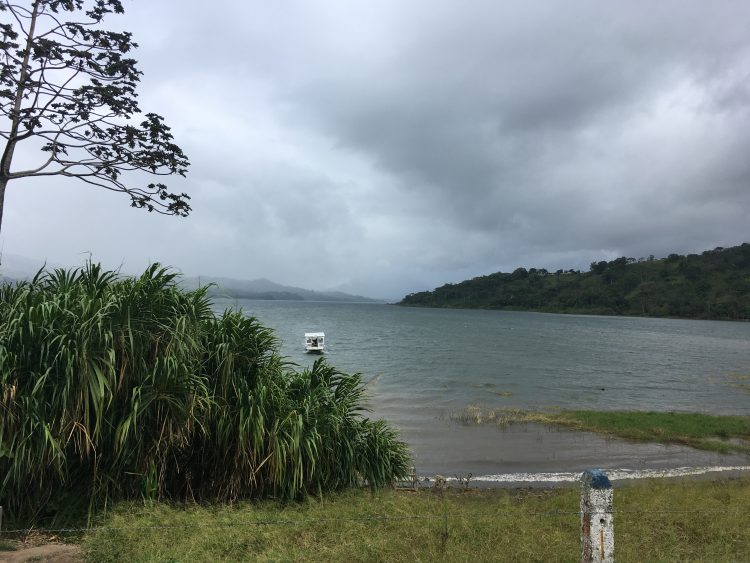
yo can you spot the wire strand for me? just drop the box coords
[1,508,748,535]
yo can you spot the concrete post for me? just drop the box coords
[580,469,614,563]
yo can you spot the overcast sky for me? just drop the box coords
[2,0,750,299]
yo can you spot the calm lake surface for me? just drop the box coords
[215,300,750,476]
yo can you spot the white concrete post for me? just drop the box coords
[580,469,614,563]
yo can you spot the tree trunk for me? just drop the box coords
[0,177,6,236]
[0,1,40,239]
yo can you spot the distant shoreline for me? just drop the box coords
[395,301,750,322]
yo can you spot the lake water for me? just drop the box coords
[215,300,750,478]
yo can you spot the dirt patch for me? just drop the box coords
[0,544,81,563]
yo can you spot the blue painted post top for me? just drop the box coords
[582,469,612,489]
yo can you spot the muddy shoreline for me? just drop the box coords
[396,419,750,479]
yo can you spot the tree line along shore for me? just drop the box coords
[399,243,750,320]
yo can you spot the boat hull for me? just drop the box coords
[304,331,325,354]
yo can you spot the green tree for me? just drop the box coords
[399,244,750,321]
[0,0,189,234]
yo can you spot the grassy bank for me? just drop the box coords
[452,408,750,454]
[0,478,733,561]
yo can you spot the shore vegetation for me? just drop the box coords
[0,264,410,524]
[452,407,750,454]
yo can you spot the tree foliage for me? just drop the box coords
[400,243,750,320]
[0,0,189,232]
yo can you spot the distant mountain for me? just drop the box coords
[0,252,59,280]
[180,275,381,303]
[399,243,750,320]
[0,254,381,303]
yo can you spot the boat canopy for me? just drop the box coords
[305,332,325,338]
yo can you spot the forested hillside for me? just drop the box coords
[399,243,750,320]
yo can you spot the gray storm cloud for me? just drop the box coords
[2,0,749,299]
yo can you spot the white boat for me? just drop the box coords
[304,332,325,353]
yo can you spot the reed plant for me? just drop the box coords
[0,264,410,523]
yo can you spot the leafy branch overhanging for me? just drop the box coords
[0,0,190,231]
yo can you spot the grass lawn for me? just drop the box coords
[3,478,728,561]
[453,408,750,454]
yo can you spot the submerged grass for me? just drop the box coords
[72,478,750,562]
[452,407,750,454]
[727,373,750,394]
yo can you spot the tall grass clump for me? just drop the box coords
[0,264,410,522]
